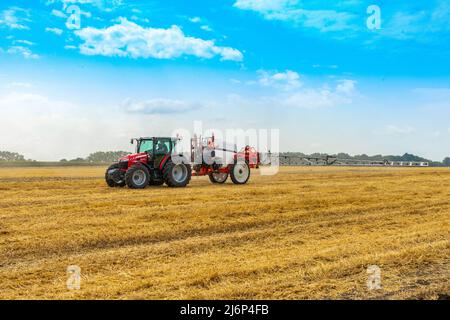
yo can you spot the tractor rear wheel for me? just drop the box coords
[105,163,125,187]
[208,172,228,184]
[125,164,150,189]
[163,160,191,187]
[230,162,250,184]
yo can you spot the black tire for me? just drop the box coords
[105,163,125,187]
[208,172,228,184]
[229,162,250,185]
[163,160,191,187]
[125,164,150,189]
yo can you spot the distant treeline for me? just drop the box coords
[58,151,130,163]
[1,150,450,167]
[0,151,26,162]
[0,150,129,165]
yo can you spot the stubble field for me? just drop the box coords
[0,166,449,300]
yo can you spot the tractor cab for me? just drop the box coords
[133,137,176,168]
[134,137,176,154]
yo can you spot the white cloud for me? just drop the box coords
[257,70,301,90]
[130,15,150,23]
[336,79,356,95]
[233,0,356,32]
[234,0,296,12]
[381,11,428,41]
[189,17,201,23]
[74,18,243,61]
[277,81,356,109]
[46,27,64,35]
[281,82,355,109]
[241,69,357,108]
[48,0,123,9]
[80,10,92,18]
[7,46,39,59]
[13,40,35,46]
[121,98,199,114]
[200,25,213,32]
[247,70,357,109]
[366,1,450,43]
[51,9,67,18]
[0,7,30,30]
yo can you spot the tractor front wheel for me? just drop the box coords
[163,161,191,187]
[229,162,250,185]
[125,164,150,189]
[105,164,125,187]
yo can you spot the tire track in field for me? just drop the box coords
[1,199,448,268]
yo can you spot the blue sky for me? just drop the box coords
[0,0,449,160]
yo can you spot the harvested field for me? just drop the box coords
[0,166,449,299]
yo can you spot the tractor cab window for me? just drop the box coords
[155,139,171,155]
[138,140,153,153]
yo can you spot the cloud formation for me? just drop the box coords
[380,1,450,41]
[233,0,356,32]
[0,7,30,30]
[251,70,356,108]
[7,46,39,59]
[47,0,123,10]
[280,80,356,109]
[257,70,301,90]
[74,18,243,61]
[234,0,450,43]
[121,98,199,114]
[46,27,63,35]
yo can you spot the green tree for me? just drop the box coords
[443,157,450,166]
[0,151,26,161]
[86,151,129,163]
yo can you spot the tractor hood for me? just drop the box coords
[119,152,147,162]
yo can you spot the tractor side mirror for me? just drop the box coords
[130,139,134,145]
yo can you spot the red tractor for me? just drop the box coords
[105,136,260,189]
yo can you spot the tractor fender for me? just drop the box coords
[160,154,189,169]
[132,160,152,173]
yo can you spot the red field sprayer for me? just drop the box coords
[105,135,261,189]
